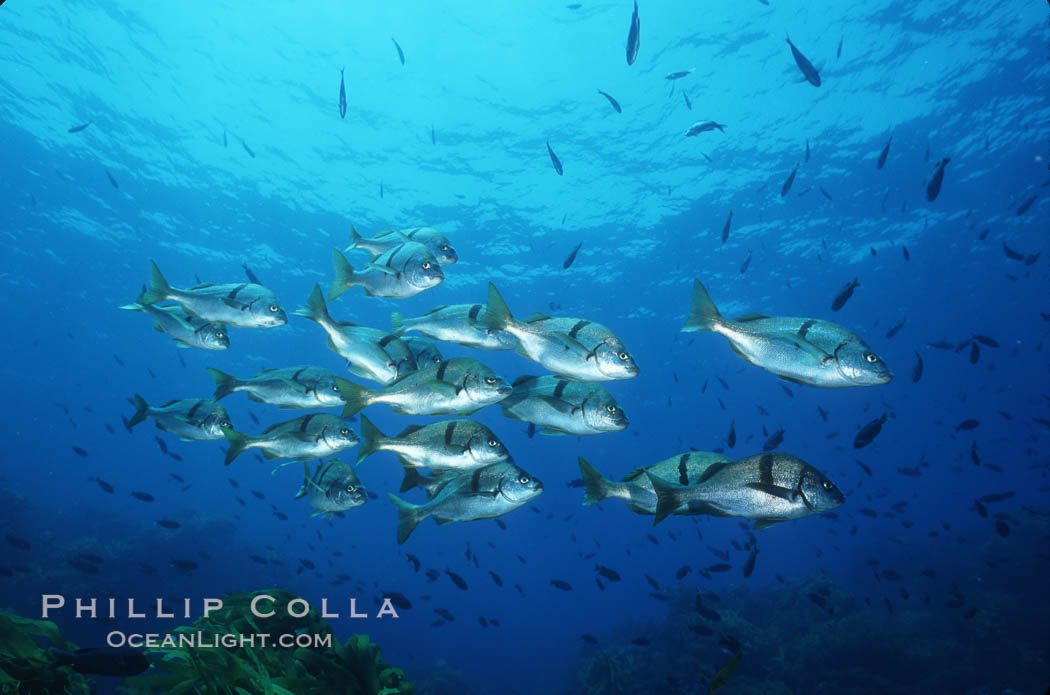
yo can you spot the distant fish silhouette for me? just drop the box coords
[563,242,583,269]
[338,68,347,119]
[242,140,255,158]
[786,36,821,86]
[546,140,563,176]
[105,170,119,189]
[625,0,640,65]
[597,89,621,113]
[392,38,405,65]
[68,122,91,133]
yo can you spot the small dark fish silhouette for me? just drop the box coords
[380,182,384,198]
[885,317,906,338]
[156,519,180,530]
[546,140,563,175]
[625,0,640,66]
[877,136,892,169]
[726,422,736,448]
[911,351,923,382]
[563,242,583,269]
[68,122,92,133]
[954,419,978,431]
[93,477,115,493]
[780,164,799,197]
[855,460,872,477]
[338,68,348,118]
[72,446,89,457]
[854,413,887,448]
[683,92,692,110]
[762,428,784,451]
[925,157,949,201]
[131,491,155,502]
[742,549,758,578]
[786,36,821,86]
[431,125,436,144]
[972,335,998,348]
[445,569,468,590]
[242,262,261,284]
[1001,242,1023,261]
[5,535,30,550]
[836,36,843,58]
[804,139,810,162]
[1015,195,1036,216]
[721,210,733,244]
[391,38,405,65]
[550,579,572,591]
[581,634,597,644]
[597,89,621,113]
[105,170,119,189]
[831,278,859,311]
[902,246,910,261]
[241,141,255,158]
[739,250,752,274]
[819,186,833,200]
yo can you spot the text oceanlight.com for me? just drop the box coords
[106,631,334,649]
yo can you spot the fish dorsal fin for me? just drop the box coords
[422,305,448,315]
[621,467,648,482]
[522,312,551,323]
[396,424,425,438]
[261,421,284,434]
[697,460,730,483]
[735,313,770,322]
[190,282,215,290]
[511,375,539,388]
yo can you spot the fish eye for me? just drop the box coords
[339,427,350,435]
[220,420,231,428]
[216,330,226,339]
[421,262,432,270]
[822,480,835,490]
[485,376,497,385]
[518,475,530,485]
[618,352,629,361]
[268,304,279,313]
[605,405,618,413]
[331,384,340,392]
[345,484,356,493]
[440,245,450,251]
[864,352,880,363]
[488,439,499,447]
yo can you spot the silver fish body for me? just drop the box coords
[500,375,628,435]
[140,260,286,328]
[358,415,510,470]
[401,336,443,368]
[338,357,512,417]
[685,121,725,136]
[388,461,543,543]
[127,396,231,440]
[208,365,345,409]
[392,303,517,351]
[578,451,730,515]
[348,226,457,266]
[329,243,443,299]
[121,293,229,350]
[647,452,844,527]
[481,284,638,381]
[222,413,358,466]
[296,459,366,518]
[682,279,892,387]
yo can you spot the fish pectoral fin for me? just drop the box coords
[535,395,577,414]
[539,427,569,436]
[424,380,460,398]
[289,432,320,443]
[433,516,456,525]
[366,263,399,276]
[780,376,809,385]
[276,377,311,392]
[551,331,589,354]
[773,332,832,362]
[753,517,788,530]
[744,482,798,501]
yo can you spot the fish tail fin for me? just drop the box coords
[127,394,150,429]
[682,278,724,332]
[222,426,251,466]
[119,284,149,311]
[399,465,427,493]
[647,472,682,525]
[388,493,424,544]
[295,462,310,499]
[141,260,170,305]
[293,283,331,325]
[334,376,372,418]
[578,457,610,506]
[390,312,407,336]
[356,414,387,464]
[328,249,357,301]
[206,367,239,400]
[480,283,515,331]
[347,224,363,249]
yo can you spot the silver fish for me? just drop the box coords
[357,415,511,470]
[392,303,517,351]
[294,284,403,384]
[140,260,286,328]
[500,375,628,435]
[682,279,892,388]
[685,121,726,136]
[127,396,230,441]
[296,460,366,519]
[388,461,543,543]
[578,451,730,515]
[222,413,358,466]
[329,244,443,300]
[401,336,443,368]
[648,452,844,527]
[480,284,639,381]
[207,365,345,409]
[120,290,229,351]
[337,357,512,417]
[347,226,458,265]
[625,0,640,66]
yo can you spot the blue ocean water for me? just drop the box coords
[1,1,1048,693]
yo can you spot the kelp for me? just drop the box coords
[0,611,92,694]
[120,589,413,695]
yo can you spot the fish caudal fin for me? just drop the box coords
[646,471,683,525]
[682,278,724,332]
[356,414,387,464]
[334,376,373,418]
[119,285,149,311]
[578,457,610,506]
[480,283,515,332]
[221,426,251,466]
[127,394,150,429]
[388,493,425,544]
[347,225,363,249]
[293,283,332,325]
[141,260,171,305]
[328,249,357,301]
[390,312,407,336]
[206,367,239,400]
